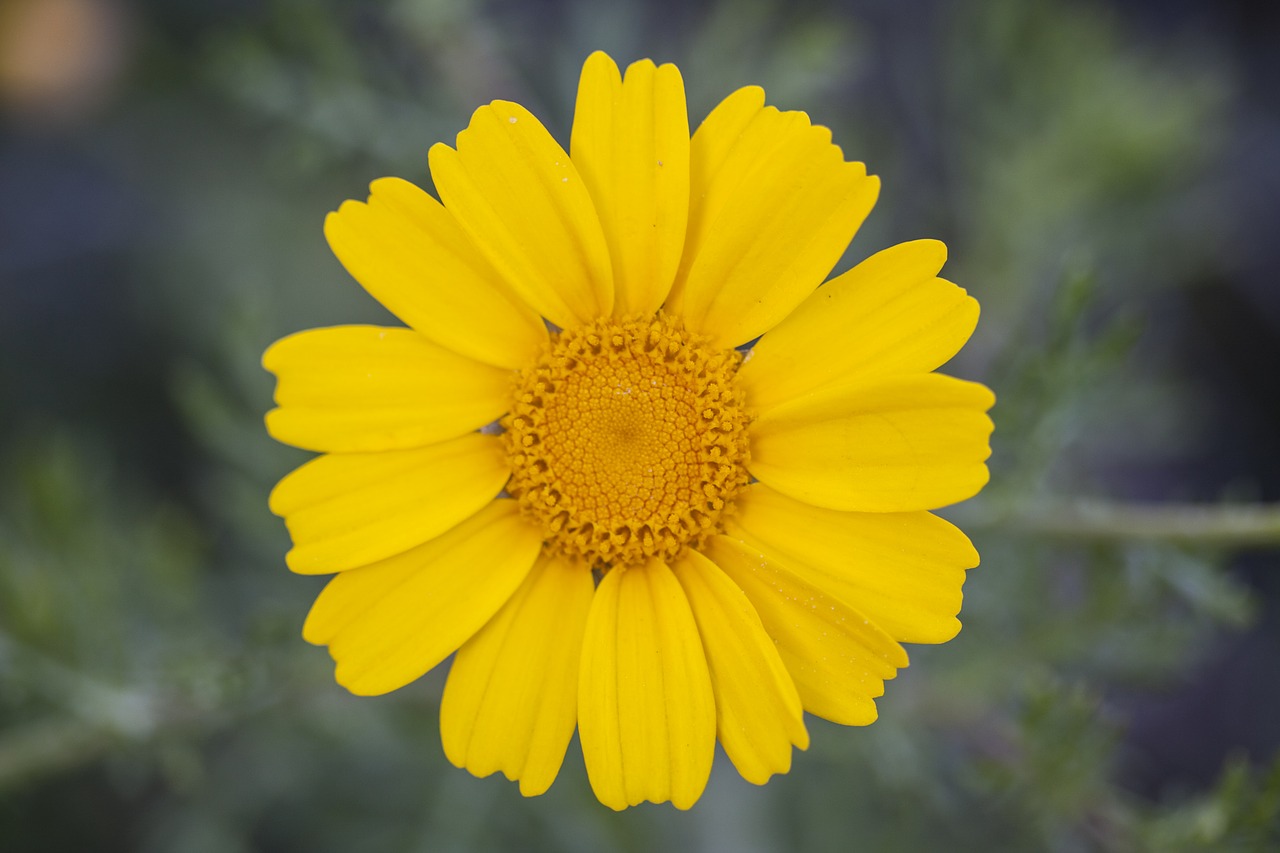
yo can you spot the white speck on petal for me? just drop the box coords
[508,116,517,124]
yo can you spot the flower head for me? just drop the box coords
[264,51,994,810]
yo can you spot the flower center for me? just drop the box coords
[503,312,751,569]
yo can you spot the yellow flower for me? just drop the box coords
[264,51,993,810]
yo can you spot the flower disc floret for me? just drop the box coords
[503,313,751,568]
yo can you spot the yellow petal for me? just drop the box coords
[324,177,546,369]
[301,500,542,696]
[268,433,510,574]
[578,560,715,810]
[263,325,512,453]
[750,373,995,512]
[570,52,690,316]
[672,549,808,785]
[429,101,614,329]
[739,240,980,412]
[727,484,978,643]
[665,88,880,348]
[440,554,593,797]
[703,535,907,726]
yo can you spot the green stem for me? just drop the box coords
[967,499,1280,546]
[0,718,117,792]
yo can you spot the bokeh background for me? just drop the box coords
[3,0,1280,849]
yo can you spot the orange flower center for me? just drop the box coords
[503,313,751,568]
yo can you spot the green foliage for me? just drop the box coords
[2,0,1276,850]
[1138,757,1280,852]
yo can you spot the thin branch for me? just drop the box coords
[0,631,275,792]
[966,499,1280,546]
[0,718,117,792]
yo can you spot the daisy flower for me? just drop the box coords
[264,51,994,810]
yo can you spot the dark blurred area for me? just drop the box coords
[2,0,1280,850]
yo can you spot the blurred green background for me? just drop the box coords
[3,0,1280,849]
